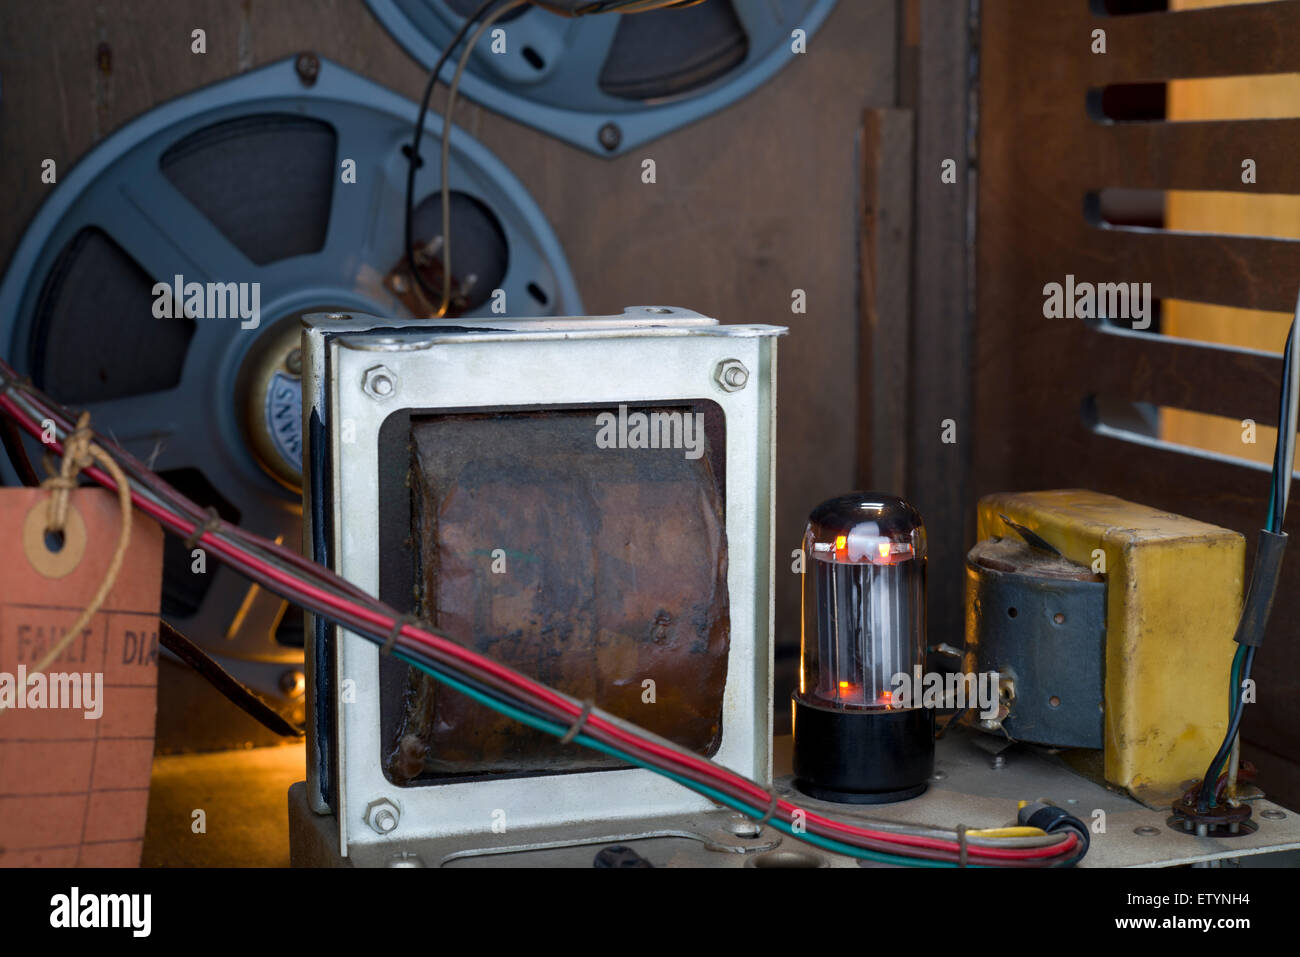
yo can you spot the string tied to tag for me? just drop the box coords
[2,412,133,714]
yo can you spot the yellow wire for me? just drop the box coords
[967,826,1048,838]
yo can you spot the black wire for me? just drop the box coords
[1271,326,1295,534]
[1193,317,1297,810]
[1196,647,1256,812]
[404,0,504,311]
[159,619,304,737]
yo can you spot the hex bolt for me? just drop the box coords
[363,365,397,401]
[714,359,749,393]
[365,798,400,835]
[295,52,320,86]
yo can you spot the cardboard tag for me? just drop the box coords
[0,487,163,867]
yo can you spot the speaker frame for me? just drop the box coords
[0,56,582,712]
[365,0,838,156]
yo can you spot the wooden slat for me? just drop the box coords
[858,108,915,493]
[1090,1,1300,83]
[1090,119,1300,194]
[1081,328,1282,425]
[1086,227,1300,311]
[909,0,974,647]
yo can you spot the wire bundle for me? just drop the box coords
[0,357,1083,867]
[1195,304,1300,813]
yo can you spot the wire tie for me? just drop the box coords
[957,824,969,868]
[183,507,222,551]
[756,790,781,830]
[559,700,594,745]
[382,614,419,656]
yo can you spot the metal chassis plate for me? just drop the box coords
[289,728,1300,868]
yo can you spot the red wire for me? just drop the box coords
[0,394,1076,863]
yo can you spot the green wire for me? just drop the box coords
[1207,644,1247,807]
[1229,646,1243,725]
[391,649,959,867]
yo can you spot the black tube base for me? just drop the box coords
[792,696,934,805]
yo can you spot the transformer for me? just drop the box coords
[292,306,784,864]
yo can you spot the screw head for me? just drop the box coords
[365,798,401,835]
[284,348,303,377]
[597,122,622,152]
[1261,808,1287,820]
[1134,825,1161,836]
[990,754,1006,770]
[714,359,749,393]
[363,365,397,401]
[295,52,320,86]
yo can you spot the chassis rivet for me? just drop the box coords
[386,851,425,868]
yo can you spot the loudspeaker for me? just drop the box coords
[366,0,838,155]
[0,56,580,720]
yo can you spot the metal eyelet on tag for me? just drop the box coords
[22,498,87,579]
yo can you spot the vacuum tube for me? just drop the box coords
[792,493,934,803]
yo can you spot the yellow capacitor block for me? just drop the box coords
[975,490,1244,806]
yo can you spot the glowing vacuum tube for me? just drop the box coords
[792,493,934,803]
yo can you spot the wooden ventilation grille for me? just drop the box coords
[976,0,1300,803]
